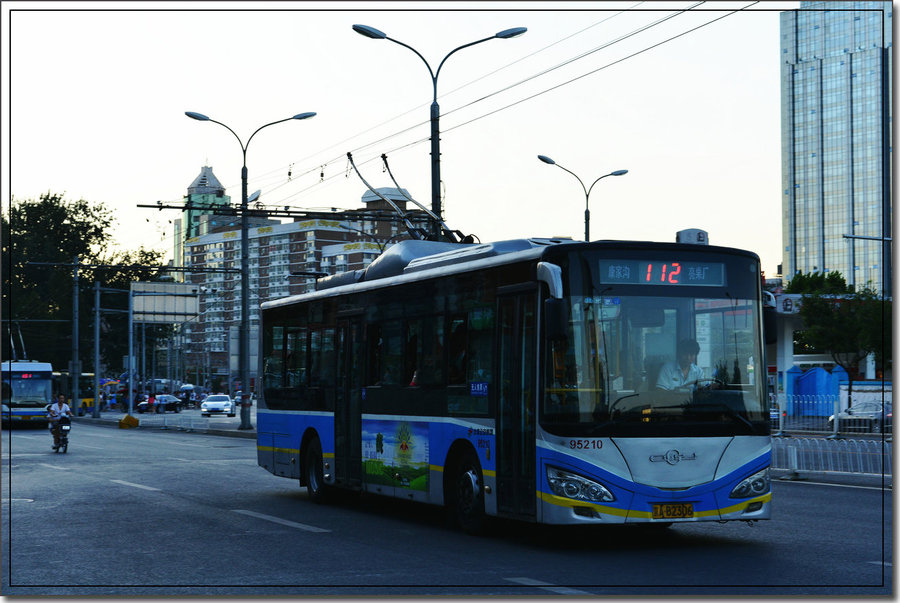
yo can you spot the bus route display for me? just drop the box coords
[598,260,726,286]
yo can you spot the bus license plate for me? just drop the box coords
[652,503,693,519]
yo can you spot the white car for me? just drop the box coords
[201,394,236,418]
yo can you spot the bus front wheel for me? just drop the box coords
[304,436,329,504]
[448,449,485,533]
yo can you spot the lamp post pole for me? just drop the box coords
[353,24,526,239]
[538,155,628,242]
[186,111,315,429]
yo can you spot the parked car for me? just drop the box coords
[154,394,182,413]
[827,402,892,433]
[201,394,236,418]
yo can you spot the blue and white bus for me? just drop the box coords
[257,237,771,531]
[2,360,54,425]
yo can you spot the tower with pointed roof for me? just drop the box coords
[174,166,231,280]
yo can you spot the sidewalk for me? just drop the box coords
[71,407,257,439]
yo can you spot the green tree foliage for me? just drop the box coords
[3,192,167,373]
[790,270,892,383]
[784,270,852,295]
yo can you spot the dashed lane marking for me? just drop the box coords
[110,479,161,491]
[505,577,592,595]
[232,509,331,533]
[38,463,67,470]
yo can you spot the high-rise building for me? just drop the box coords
[178,187,421,391]
[780,1,892,294]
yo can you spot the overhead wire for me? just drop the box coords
[443,2,759,135]
[271,2,733,208]
[220,4,654,202]
[190,3,755,214]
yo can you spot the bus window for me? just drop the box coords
[368,321,403,386]
[286,328,308,387]
[467,308,493,384]
[448,315,467,385]
[309,328,335,388]
[405,320,420,385]
[406,316,445,386]
[263,326,285,389]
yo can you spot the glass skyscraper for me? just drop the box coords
[780,1,892,295]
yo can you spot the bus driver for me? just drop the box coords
[656,338,705,391]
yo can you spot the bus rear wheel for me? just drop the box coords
[448,450,485,533]
[304,436,330,504]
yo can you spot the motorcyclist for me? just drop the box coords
[47,394,74,451]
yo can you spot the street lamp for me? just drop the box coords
[186,110,316,429]
[538,155,627,242]
[353,24,526,238]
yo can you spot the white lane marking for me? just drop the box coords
[1,498,34,503]
[505,577,592,595]
[232,509,330,533]
[110,479,161,491]
[38,463,67,470]
[776,480,890,491]
[2,453,51,457]
[75,444,104,449]
[868,561,892,567]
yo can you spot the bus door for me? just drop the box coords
[335,317,363,488]
[496,289,537,519]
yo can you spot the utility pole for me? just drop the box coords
[71,257,80,415]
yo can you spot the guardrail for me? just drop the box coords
[771,395,891,437]
[137,415,210,432]
[771,437,892,479]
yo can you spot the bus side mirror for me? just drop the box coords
[763,307,776,345]
[544,298,569,342]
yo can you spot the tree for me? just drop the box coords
[3,192,167,373]
[784,270,851,295]
[792,271,892,405]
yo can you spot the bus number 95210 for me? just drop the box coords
[569,439,603,450]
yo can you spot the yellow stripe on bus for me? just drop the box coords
[538,491,772,519]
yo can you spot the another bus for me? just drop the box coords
[257,237,771,531]
[2,360,54,425]
[53,371,96,413]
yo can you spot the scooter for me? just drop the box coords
[54,416,71,454]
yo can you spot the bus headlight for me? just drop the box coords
[546,466,615,503]
[729,468,770,499]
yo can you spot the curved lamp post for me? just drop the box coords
[353,24,526,238]
[538,155,627,242]
[186,110,316,429]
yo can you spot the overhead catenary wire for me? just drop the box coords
[182,4,753,214]
[205,4,658,199]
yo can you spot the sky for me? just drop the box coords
[4,0,799,277]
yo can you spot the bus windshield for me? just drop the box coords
[3,373,53,407]
[543,251,767,438]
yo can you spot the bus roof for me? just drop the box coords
[2,360,53,372]
[262,237,760,310]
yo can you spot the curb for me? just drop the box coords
[71,416,256,440]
